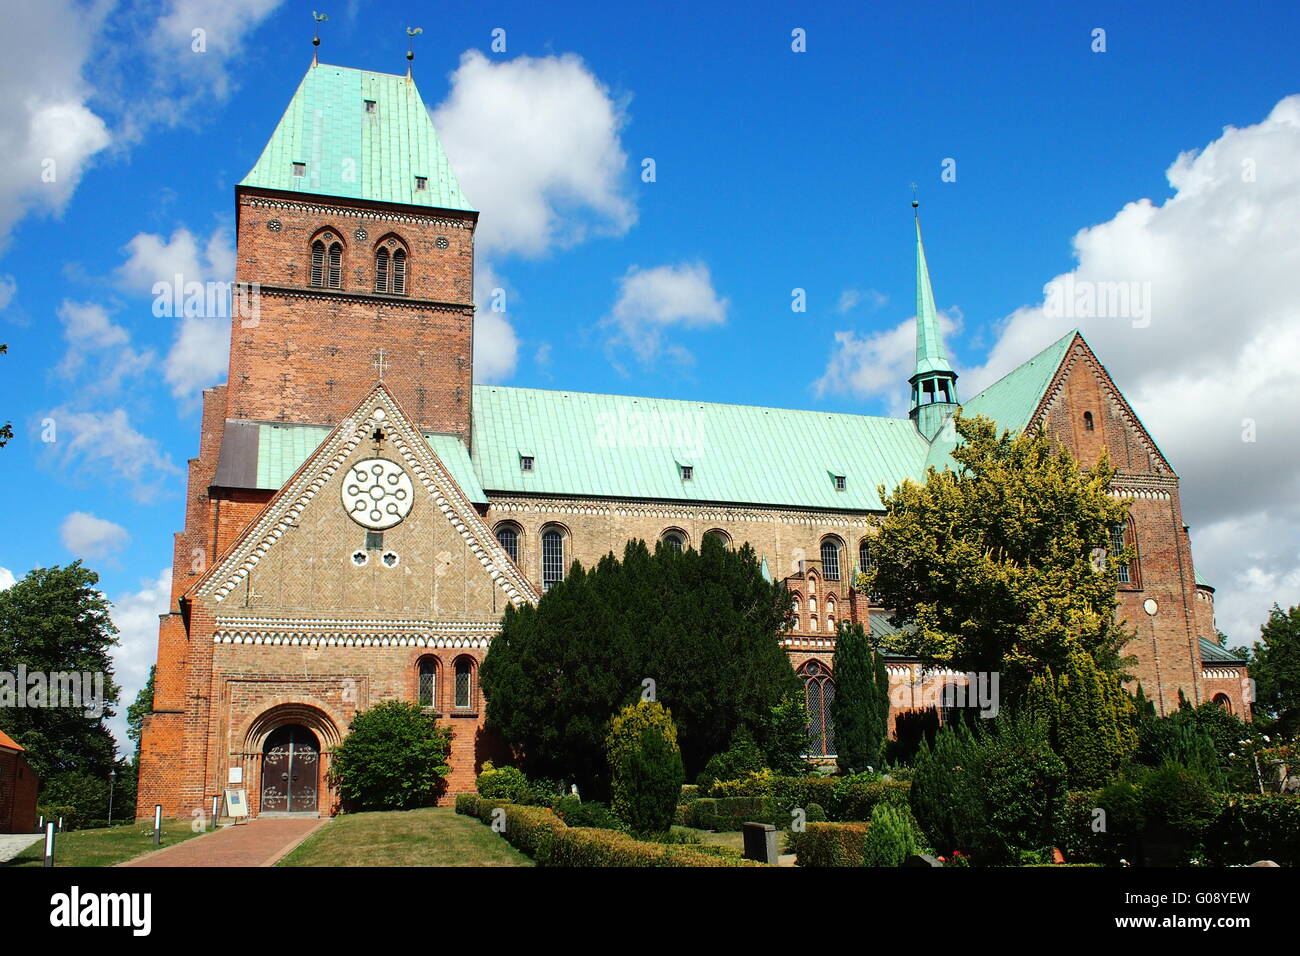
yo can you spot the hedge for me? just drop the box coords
[787,822,871,866]
[703,775,910,824]
[457,796,758,866]
[682,796,773,831]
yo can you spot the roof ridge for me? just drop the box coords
[473,383,914,425]
[963,328,1078,406]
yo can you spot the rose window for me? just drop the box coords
[341,458,414,529]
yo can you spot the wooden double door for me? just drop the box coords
[260,725,320,814]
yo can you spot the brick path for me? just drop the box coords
[120,818,325,868]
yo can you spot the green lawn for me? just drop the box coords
[278,806,533,867]
[5,820,208,868]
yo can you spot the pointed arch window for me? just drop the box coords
[800,660,836,757]
[375,247,389,292]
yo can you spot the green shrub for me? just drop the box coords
[788,822,871,867]
[548,826,760,866]
[805,803,828,823]
[911,715,1068,865]
[454,793,480,817]
[553,796,626,831]
[328,700,453,810]
[679,784,702,803]
[1137,762,1221,863]
[696,726,767,791]
[38,772,114,830]
[1205,793,1300,866]
[475,762,534,803]
[832,780,911,822]
[1061,781,1145,864]
[708,769,775,798]
[861,802,926,867]
[496,804,568,864]
[607,702,686,837]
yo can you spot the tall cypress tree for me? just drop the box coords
[830,622,888,773]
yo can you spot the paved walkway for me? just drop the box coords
[0,833,42,863]
[120,817,325,867]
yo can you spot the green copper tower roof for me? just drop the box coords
[240,62,474,212]
[913,216,956,379]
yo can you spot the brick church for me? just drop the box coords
[136,56,1248,819]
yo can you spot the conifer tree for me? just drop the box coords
[829,622,889,773]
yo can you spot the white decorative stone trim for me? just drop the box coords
[1202,667,1242,680]
[214,632,494,648]
[489,496,882,527]
[198,384,539,608]
[242,195,473,230]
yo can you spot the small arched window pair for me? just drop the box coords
[375,245,407,294]
[310,237,343,289]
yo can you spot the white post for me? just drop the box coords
[153,804,163,845]
[211,795,220,830]
[43,822,55,868]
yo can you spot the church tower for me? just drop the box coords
[909,205,960,440]
[230,59,477,441]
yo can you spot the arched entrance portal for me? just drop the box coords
[260,725,320,814]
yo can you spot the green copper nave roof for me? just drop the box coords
[913,216,955,379]
[240,62,474,212]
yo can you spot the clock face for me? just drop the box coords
[1143,598,1159,616]
[341,458,414,529]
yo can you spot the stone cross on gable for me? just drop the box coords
[372,349,391,381]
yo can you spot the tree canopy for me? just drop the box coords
[860,414,1134,699]
[480,536,801,795]
[0,562,120,779]
[1246,603,1300,733]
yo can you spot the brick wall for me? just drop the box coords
[0,749,38,833]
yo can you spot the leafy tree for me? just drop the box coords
[829,622,890,773]
[695,725,765,790]
[481,536,799,795]
[1250,604,1300,732]
[753,694,813,776]
[606,701,684,836]
[126,666,155,759]
[861,414,1134,700]
[0,563,120,779]
[328,700,452,811]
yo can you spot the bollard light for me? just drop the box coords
[43,822,55,868]
[153,804,163,845]
[211,795,220,830]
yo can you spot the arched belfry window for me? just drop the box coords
[495,523,520,564]
[417,657,438,709]
[821,538,843,581]
[800,660,836,757]
[310,234,343,289]
[1084,411,1096,431]
[374,238,408,294]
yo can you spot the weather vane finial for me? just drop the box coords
[312,11,328,64]
[406,26,424,75]
[911,182,919,212]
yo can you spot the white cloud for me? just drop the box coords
[60,511,130,560]
[433,50,635,259]
[43,406,181,503]
[603,262,728,366]
[814,310,962,415]
[0,0,112,248]
[0,567,14,590]
[115,226,234,400]
[836,288,888,314]
[104,567,171,756]
[961,94,1300,646]
[0,275,15,310]
[434,50,636,380]
[55,300,154,391]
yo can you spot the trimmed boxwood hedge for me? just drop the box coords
[699,775,910,825]
[456,796,758,866]
[787,822,871,867]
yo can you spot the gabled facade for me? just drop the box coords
[136,56,1242,818]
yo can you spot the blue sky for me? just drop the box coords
[2,0,1299,750]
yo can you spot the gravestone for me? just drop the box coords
[742,822,778,864]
